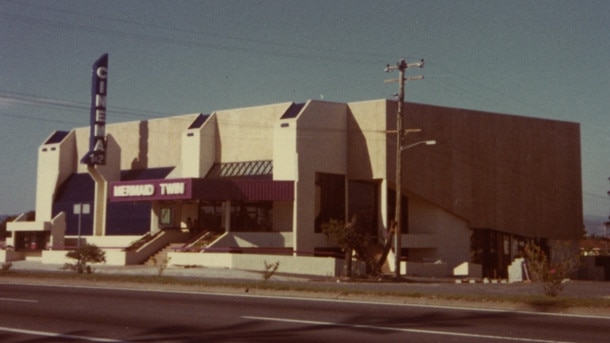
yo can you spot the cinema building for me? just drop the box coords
[3,99,582,278]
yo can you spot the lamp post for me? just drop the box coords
[393,138,436,278]
[73,203,90,248]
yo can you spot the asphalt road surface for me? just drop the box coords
[0,282,608,342]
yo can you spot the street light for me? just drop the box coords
[394,136,436,279]
[401,140,436,151]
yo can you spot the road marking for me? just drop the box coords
[243,316,576,343]
[0,297,38,303]
[0,326,124,342]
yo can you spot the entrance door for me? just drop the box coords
[15,231,48,251]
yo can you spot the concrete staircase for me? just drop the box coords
[142,231,223,266]
[144,243,184,266]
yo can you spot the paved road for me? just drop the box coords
[0,282,608,342]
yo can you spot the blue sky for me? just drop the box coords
[0,1,608,229]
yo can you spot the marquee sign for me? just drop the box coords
[81,53,108,166]
[108,179,193,202]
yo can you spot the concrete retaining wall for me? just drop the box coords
[167,252,356,277]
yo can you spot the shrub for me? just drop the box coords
[66,244,106,274]
[262,260,280,282]
[1,262,12,273]
[152,256,171,277]
[524,242,579,297]
[322,217,372,277]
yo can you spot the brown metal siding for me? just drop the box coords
[388,101,582,240]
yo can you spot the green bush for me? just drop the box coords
[322,218,372,277]
[66,244,106,274]
[262,260,280,282]
[525,242,579,297]
[1,262,12,273]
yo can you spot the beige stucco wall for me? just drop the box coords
[347,99,391,238]
[171,114,218,179]
[292,100,349,254]
[215,102,292,163]
[35,131,77,221]
[273,114,298,181]
[73,114,199,173]
[406,192,471,271]
[346,99,389,180]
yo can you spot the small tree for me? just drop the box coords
[1,262,12,273]
[524,242,579,297]
[151,255,171,277]
[262,260,280,283]
[322,217,371,277]
[66,244,106,274]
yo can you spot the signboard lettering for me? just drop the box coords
[81,53,108,166]
[109,179,192,202]
[113,184,155,197]
[160,182,185,195]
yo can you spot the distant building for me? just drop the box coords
[3,99,582,278]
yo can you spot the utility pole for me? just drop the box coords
[605,177,610,255]
[385,58,424,279]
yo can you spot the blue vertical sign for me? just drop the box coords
[81,54,108,166]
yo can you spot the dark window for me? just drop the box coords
[280,102,305,119]
[348,180,379,237]
[199,202,224,231]
[188,113,210,129]
[15,231,49,251]
[44,131,69,144]
[230,201,272,232]
[315,173,346,233]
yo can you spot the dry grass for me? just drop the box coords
[1,269,609,316]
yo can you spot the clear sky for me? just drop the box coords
[1,1,608,226]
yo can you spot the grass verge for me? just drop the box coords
[1,269,609,315]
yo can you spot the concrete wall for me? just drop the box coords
[174,114,217,179]
[292,101,349,254]
[215,102,292,163]
[211,232,292,249]
[42,249,128,266]
[273,110,298,182]
[168,252,348,277]
[272,201,293,232]
[346,99,389,180]
[73,114,199,173]
[406,192,471,271]
[65,235,142,249]
[0,249,24,262]
[36,131,76,221]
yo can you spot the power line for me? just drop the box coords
[0,90,172,120]
[0,7,384,67]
